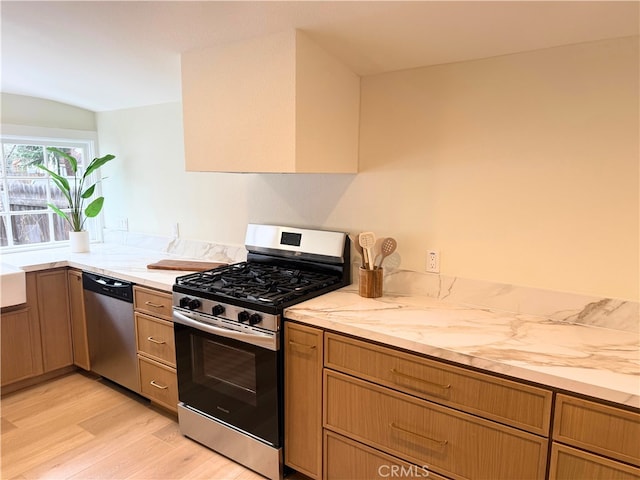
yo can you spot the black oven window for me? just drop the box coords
[192,337,258,406]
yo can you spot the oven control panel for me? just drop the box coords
[173,293,280,332]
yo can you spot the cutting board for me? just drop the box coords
[146,260,227,271]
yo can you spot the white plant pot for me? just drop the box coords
[69,230,90,253]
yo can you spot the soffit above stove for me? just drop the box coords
[182,30,359,174]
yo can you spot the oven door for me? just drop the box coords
[173,309,282,447]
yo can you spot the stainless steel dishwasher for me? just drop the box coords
[83,272,139,392]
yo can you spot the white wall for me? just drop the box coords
[96,102,356,245]
[97,36,638,301]
[1,93,96,130]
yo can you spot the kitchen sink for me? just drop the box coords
[1,263,26,308]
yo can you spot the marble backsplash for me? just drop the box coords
[104,229,638,334]
[379,269,639,334]
[103,229,247,264]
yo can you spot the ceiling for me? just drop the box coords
[2,1,638,112]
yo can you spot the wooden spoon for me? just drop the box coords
[350,234,365,267]
[359,232,376,270]
[377,237,397,268]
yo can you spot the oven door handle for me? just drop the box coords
[173,309,278,351]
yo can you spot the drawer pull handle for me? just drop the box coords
[147,336,166,345]
[390,422,448,447]
[150,380,168,390]
[145,301,165,308]
[288,340,317,350]
[390,368,451,390]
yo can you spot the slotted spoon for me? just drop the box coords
[359,232,376,270]
[377,237,397,268]
[372,237,384,267]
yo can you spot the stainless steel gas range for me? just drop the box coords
[172,224,351,480]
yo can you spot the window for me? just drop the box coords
[1,135,101,249]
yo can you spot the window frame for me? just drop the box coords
[1,125,104,252]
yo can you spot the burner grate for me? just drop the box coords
[176,262,341,306]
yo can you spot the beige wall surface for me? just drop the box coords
[96,36,638,300]
[354,36,639,300]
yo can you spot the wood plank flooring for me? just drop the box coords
[0,372,277,479]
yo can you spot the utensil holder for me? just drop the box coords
[359,266,383,298]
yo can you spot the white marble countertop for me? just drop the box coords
[4,242,638,409]
[1,243,189,291]
[285,286,640,409]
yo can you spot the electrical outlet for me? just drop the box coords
[426,250,440,273]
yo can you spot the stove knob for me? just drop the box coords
[237,311,250,323]
[179,296,191,308]
[187,298,201,310]
[212,304,225,316]
[249,313,262,326]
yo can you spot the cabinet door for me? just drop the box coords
[1,306,43,386]
[284,322,323,479]
[549,443,640,480]
[67,269,90,370]
[34,270,73,372]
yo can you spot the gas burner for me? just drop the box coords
[176,262,342,307]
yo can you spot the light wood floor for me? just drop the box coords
[1,372,287,479]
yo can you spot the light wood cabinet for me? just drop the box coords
[285,327,640,480]
[549,443,640,480]
[553,394,640,467]
[283,329,553,479]
[1,269,73,390]
[324,430,449,480]
[284,322,324,479]
[138,355,178,412]
[1,305,43,386]
[133,286,177,413]
[324,370,548,480]
[182,29,359,173]
[325,332,552,435]
[67,269,90,370]
[34,269,73,372]
[550,393,640,479]
[133,287,173,321]
[135,312,176,367]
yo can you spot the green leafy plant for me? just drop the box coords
[38,147,115,232]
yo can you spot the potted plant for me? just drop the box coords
[38,147,115,252]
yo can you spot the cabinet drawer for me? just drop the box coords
[324,430,449,480]
[138,355,178,412]
[324,370,547,480]
[135,313,176,367]
[133,286,172,320]
[553,394,640,466]
[549,443,640,480]
[325,332,552,435]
